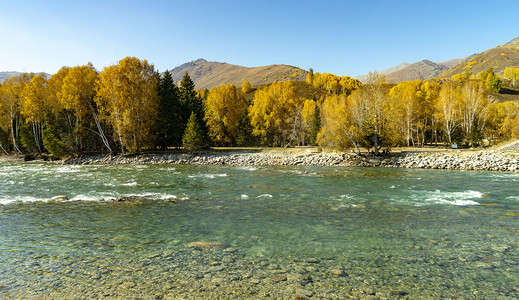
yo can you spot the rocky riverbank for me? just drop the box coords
[62,149,519,172]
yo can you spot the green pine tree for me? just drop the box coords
[179,72,209,148]
[182,112,204,153]
[157,70,182,149]
[236,108,254,146]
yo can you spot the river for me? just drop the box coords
[0,163,518,298]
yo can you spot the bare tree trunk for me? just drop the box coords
[91,106,112,153]
[0,142,9,154]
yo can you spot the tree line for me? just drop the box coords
[0,56,518,157]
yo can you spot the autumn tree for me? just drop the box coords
[0,84,11,153]
[95,57,159,153]
[486,73,501,93]
[451,71,471,83]
[241,80,252,94]
[60,63,111,153]
[435,81,461,145]
[311,72,362,96]
[389,80,421,146]
[460,81,492,145]
[308,103,321,145]
[248,81,305,146]
[504,66,519,88]
[0,73,33,153]
[306,68,314,85]
[301,99,317,145]
[157,70,182,149]
[205,84,246,145]
[21,74,48,153]
[317,94,362,152]
[348,73,394,155]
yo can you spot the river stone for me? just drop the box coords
[331,267,346,277]
[186,242,227,250]
[389,290,408,296]
[50,195,68,201]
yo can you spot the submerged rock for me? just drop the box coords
[186,242,228,250]
[49,195,69,201]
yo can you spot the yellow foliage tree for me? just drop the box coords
[21,74,47,153]
[301,99,316,137]
[504,66,519,88]
[317,94,361,152]
[248,81,305,146]
[61,63,111,152]
[460,81,492,144]
[435,81,461,145]
[205,83,247,145]
[389,80,422,146]
[0,74,33,153]
[241,80,252,94]
[311,72,362,96]
[348,73,394,155]
[95,57,159,153]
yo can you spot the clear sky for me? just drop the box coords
[1,0,519,77]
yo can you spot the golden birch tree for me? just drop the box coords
[95,57,159,153]
[205,83,246,145]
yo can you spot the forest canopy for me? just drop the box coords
[0,57,518,158]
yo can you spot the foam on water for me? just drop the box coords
[0,196,44,205]
[257,194,273,198]
[411,190,482,206]
[188,173,228,179]
[236,166,257,171]
[241,194,249,199]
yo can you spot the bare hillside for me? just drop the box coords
[385,60,448,83]
[440,37,519,78]
[169,59,308,90]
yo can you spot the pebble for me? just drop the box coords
[63,150,518,172]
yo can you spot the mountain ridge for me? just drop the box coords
[440,36,519,78]
[168,59,308,90]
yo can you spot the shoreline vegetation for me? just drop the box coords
[1,57,518,163]
[3,144,518,172]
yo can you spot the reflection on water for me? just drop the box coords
[0,163,518,298]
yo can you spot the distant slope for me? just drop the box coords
[440,36,519,78]
[438,54,477,69]
[0,71,52,83]
[169,59,308,90]
[385,60,448,83]
[0,72,21,82]
[356,62,411,82]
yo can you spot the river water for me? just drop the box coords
[0,163,518,298]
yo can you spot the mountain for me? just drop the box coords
[385,60,448,83]
[355,62,411,82]
[437,54,478,69]
[0,71,52,83]
[506,36,519,46]
[440,36,519,78]
[380,55,477,83]
[168,59,308,90]
[0,71,23,83]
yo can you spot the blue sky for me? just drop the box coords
[1,0,519,77]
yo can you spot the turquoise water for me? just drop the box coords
[0,163,518,298]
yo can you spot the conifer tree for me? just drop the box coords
[157,70,181,149]
[236,108,254,146]
[182,112,204,153]
[179,72,209,147]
